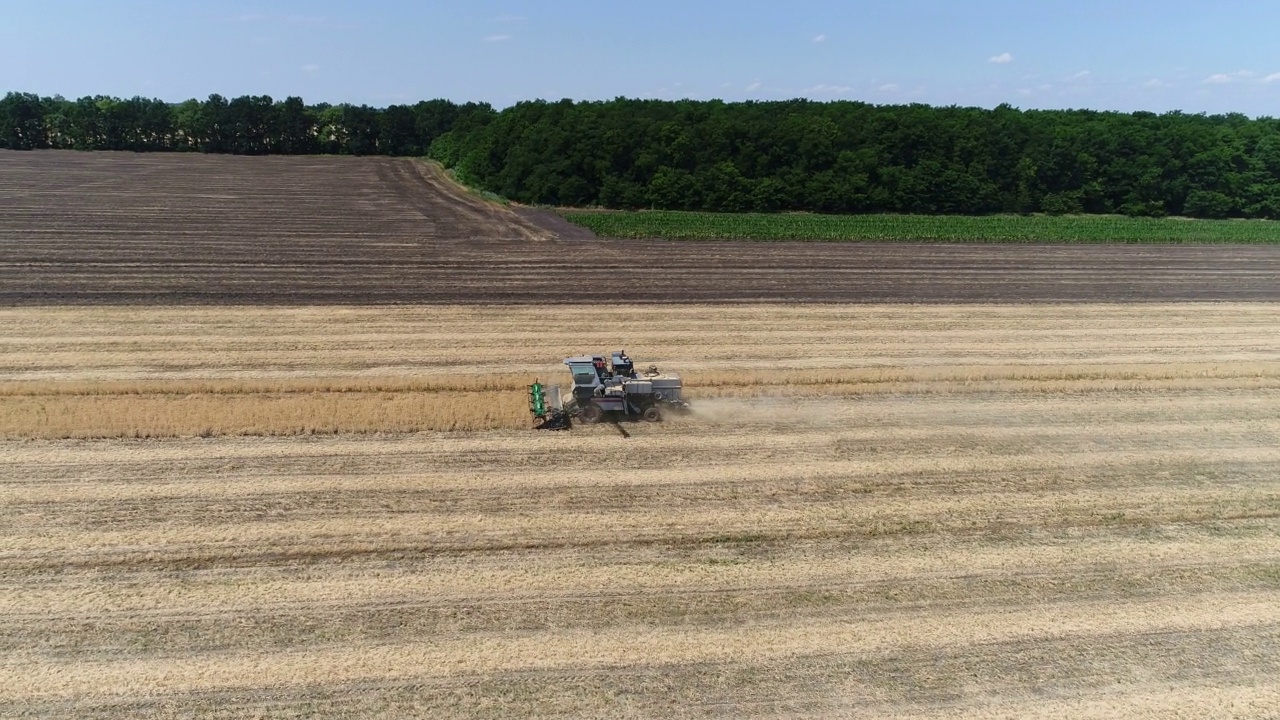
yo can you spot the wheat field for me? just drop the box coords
[2,303,1280,718]
[4,303,1280,438]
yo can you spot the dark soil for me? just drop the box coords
[4,151,1279,305]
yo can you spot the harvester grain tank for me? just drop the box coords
[529,350,688,430]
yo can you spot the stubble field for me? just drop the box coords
[3,302,1280,718]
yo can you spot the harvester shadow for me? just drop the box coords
[610,421,631,439]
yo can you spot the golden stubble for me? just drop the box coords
[3,303,1279,438]
[4,302,1280,717]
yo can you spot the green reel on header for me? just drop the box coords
[528,382,547,417]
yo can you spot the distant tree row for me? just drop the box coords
[442,99,1280,219]
[0,92,495,156]
[5,91,1280,219]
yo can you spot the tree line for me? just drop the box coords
[5,91,1280,219]
[0,92,495,156]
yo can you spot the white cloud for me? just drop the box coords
[301,64,320,73]
[1144,78,1168,88]
[989,52,1014,64]
[1263,72,1280,83]
[877,83,899,93]
[1068,70,1091,81]
[745,81,762,92]
[484,34,511,42]
[813,34,827,43]
[806,84,853,95]
[1205,70,1255,84]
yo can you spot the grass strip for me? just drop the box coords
[561,210,1280,243]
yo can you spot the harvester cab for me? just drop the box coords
[564,356,606,400]
[528,350,688,430]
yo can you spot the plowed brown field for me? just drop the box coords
[4,150,1280,304]
[3,303,1280,718]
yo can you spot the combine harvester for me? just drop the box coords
[529,351,689,430]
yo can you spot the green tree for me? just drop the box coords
[1184,190,1236,218]
[0,92,48,149]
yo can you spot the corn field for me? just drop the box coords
[563,210,1280,243]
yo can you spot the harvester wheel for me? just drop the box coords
[579,404,604,424]
[642,407,662,423]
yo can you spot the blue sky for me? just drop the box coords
[3,0,1279,115]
